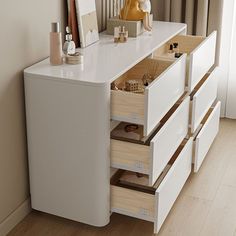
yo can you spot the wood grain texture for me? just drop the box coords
[155,33,217,92]
[111,139,150,174]
[111,96,189,186]
[8,119,236,236]
[111,90,145,124]
[111,185,155,221]
[111,58,174,128]
[168,35,205,54]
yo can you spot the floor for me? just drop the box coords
[8,119,236,236]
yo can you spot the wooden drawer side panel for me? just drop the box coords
[111,185,155,221]
[111,140,150,174]
[111,91,145,124]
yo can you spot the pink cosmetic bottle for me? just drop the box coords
[50,22,63,65]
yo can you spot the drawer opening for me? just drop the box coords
[111,95,185,145]
[110,138,189,194]
[111,53,186,136]
[154,35,205,59]
[193,105,215,141]
[111,58,174,95]
[190,69,216,100]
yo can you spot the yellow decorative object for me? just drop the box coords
[120,0,145,21]
[120,0,152,31]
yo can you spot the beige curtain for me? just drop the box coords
[161,0,210,36]
[96,0,221,38]
[96,0,125,31]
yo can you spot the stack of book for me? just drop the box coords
[67,0,99,48]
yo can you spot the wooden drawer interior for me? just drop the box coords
[111,58,176,124]
[110,95,185,176]
[110,139,189,221]
[154,32,217,93]
[111,93,186,144]
[111,58,175,93]
[154,35,205,59]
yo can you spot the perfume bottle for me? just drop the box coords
[168,44,175,58]
[63,26,76,55]
[173,42,181,58]
[168,44,173,53]
[50,22,63,65]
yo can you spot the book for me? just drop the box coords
[67,0,80,48]
[75,0,99,48]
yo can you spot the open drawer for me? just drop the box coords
[111,55,186,136]
[190,67,219,133]
[193,101,221,172]
[111,96,190,186]
[154,31,217,92]
[111,138,193,234]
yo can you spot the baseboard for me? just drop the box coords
[0,198,31,236]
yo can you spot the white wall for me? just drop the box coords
[226,2,236,118]
[215,0,236,117]
[0,0,66,234]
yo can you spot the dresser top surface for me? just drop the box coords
[24,21,186,86]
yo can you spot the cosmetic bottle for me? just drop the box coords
[168,44,173,53]
[50,22,63,65]
[114,27,120,43]
[63,26,76,55]
[173,42,181,58]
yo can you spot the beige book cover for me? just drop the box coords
[75,0,99,48]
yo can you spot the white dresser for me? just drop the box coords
[24,21,220,234]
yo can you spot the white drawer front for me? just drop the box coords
[111,138,193,235]
[111,96,190,186]
[191,67,219,133]
[145,54,186,135]
[194,102,221,172]
[188,31,217,92]
[154,138,193,234]
[150,96,190,185]
[111,55,186,137]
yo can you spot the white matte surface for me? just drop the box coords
[24,21,188,229]
[154,138,193,234]
[150,96,189,186]
[191,67,219,133]
[145,54,186,135]
[24,22,186,86]
[188,31,217,92]
[25,77,110,227]
[76,0,96,15]
[194,102,221,172]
